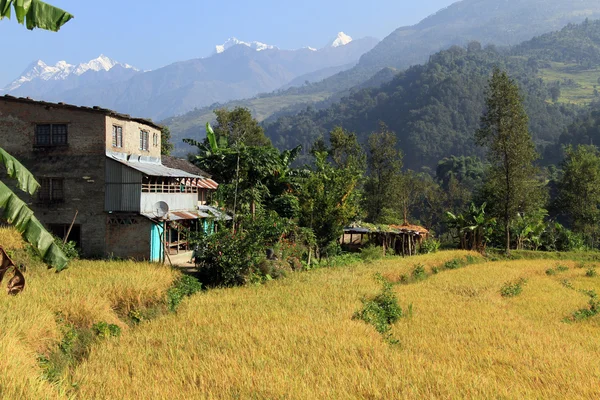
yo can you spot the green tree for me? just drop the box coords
[0,148,68,270]
[213,107,271,147]
[363,123,403,223]
[299,151,362,256]
[0,0,73,31]
[329,127,366,171]
[160,126,174,155]
[557,145,600,247]
[476,68,545,254]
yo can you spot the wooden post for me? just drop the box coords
[64,210,79,244]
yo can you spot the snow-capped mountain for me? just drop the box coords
[215,38,277,54]
[3,55,138,92]
[330,32,353,48]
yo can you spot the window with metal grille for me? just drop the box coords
[35,124,68,146]
[112,125,123,148]
[140,130,149,151]
[39,178,65,203]
[153,132,158,147]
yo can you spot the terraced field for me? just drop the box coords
[1,227,600,399]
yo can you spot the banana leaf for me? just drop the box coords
[0,0,73,31]
[0,148,68,271]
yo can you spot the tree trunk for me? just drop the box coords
[505,220,511,255]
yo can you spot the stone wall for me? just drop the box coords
[105,115,161,159]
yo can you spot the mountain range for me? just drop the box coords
[1,32,378,120]
[164,0,600,156]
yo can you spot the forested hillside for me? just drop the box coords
[265,20,600,170]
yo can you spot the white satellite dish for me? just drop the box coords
[153,201,169,219]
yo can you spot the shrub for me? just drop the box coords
[556,264,569,272]
[500,278,527,297]
[92,322,121,339]
[360,245,383,263]
[411,264,427,281]
[353,274,403,335]
[444,259,463,270]
[167,275,203,311]
[546,268,557,276]
[586,268,597,278]
[420,238,440,254]
[53,238,79,260]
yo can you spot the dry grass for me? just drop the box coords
[0,226,25,250]
[2,232,600,399]
[67,252,600,399]
[0,229,178,399]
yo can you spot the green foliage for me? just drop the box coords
[420,238,441,254]
[160,126,174,155]
[476,68,546,253]
[353,274,403,337]
[500,278,527,297]
[446,203,496,251]
[299,144,363,253]
[166,275,203,311]
[443,259,463,270]
[363,123,403,223]
[53,238,79,260]
[586,267,597,277]
[567,290,600,322]
[557,145,600,247]
[92,322,121,339]
[0,0,73,31]
[213,107,272,147]
[546,268,557,276]
[359,245,383,263]
[411,264,427,281]
[0,147,69,270]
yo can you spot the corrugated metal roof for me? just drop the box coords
[107,154,202,179]
[141,210,211,221]
[199,205,232,221]
[197,179,219,189]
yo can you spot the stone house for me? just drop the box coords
[0,95,220,261]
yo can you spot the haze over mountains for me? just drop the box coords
[1,32,378,120]
[163,0,600,156]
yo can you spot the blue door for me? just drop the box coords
[150,222,165,262]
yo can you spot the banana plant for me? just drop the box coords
[446,203,496,251]
[0,0,73,31]
[0,148,68,271]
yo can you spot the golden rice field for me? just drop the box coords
[2,226,600,399]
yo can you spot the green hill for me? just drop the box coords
[264,20,600,170]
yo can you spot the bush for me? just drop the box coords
[420,238,440,254]
[412,264,427,281]
[444,259,463,270]
[360,245,383,263]
[586,267,597,277]
[353,274,403,335]
[53,237,79,260]
[167,275,203,311]
[500,278,527,297]
[92,322,121,339]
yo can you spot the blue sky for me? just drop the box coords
[1,0,456,87]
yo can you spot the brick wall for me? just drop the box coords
[0,99,109,257]
[106,216,152,260]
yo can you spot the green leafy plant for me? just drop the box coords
[353,274,403,337]
[420,238,440,254]
[500,278,527,297]
[411,264,427,281]
[586,267,597,277]
[167,275,203,311]
[359,245,383,263]
[92,322,121,339]
[0,0,73,31]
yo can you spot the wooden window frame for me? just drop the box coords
[140,130,149,151]
[34,123,68,147]
[112,125,123,148]
[38,177,65,203]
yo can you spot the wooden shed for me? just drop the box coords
[341,223,430,257]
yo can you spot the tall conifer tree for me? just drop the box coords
[476,68,544,254]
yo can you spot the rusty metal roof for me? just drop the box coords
[107,154,202,179]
